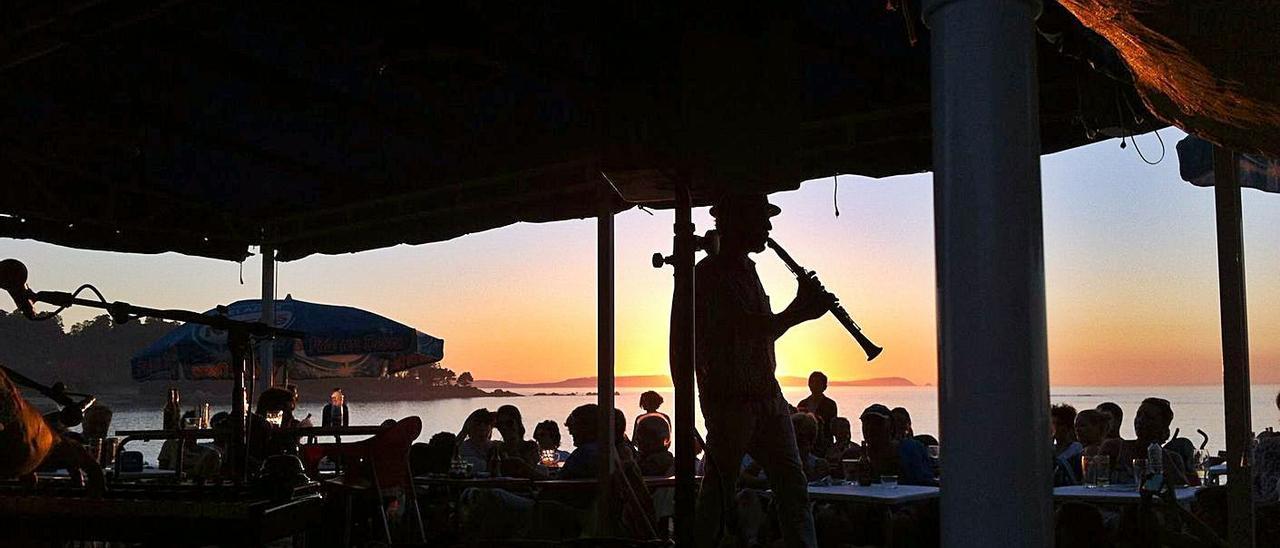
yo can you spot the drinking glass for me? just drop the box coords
[1094,455,1110,488]
[1192,450,1209,483]
[880,475,899,489]
[1081,456,1097,488]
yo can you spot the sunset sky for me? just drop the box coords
[3,129,1279,386]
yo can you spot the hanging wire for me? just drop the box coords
[832,174,841,217]
[1123,127,1166,165]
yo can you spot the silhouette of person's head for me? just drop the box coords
[890,407,912,439]
[711,194,780,254]
[495,405,526,442]
[1074,409,1109,446]
[614,408,627,441]
[860,405,893,446]
[830,417,852,444]
[461,408,495,442]
[1096,402,1123,439]
[791,413,819,453]
[1134,397,1173,444]
[533,420,563,450]
[82,405,113,439]
[635,416,671,454]
[566,404,599,445]
[808,371,828,396]
[1051,404,1078,441]
[256,387,294,419]
[639,391,664,413]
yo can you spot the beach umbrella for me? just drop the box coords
[1178,136,1280,193]
[130,296,444,381]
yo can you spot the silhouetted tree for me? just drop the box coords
[456,372,474,387]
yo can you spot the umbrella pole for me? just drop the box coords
[671,183,697,547]
[1213,145,1255,547]
[228,326,251,482]
[259,246,275,392]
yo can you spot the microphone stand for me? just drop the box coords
[23,288,305,482]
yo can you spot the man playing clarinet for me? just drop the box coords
[694,193,834,548]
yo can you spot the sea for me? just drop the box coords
[102,384,1280,466]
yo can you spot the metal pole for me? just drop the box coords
[259,246,275,391]
[1213,145,1255,547]
[597,191,616,530]
[671,183,697,547]
[923,1,1052,545]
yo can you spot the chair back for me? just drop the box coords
[300,417,422,491]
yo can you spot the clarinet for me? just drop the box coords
[766,238,883,361]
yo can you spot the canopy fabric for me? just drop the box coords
[0,2,1154,262]
[130,297,444,381]
[1059,1,1280,158]
[1178,136,1280,194]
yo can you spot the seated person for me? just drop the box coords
[81,405,113,440]
[1075,409,1122,477]
[560,404,603,480]
[613,408,638,463]
[1115,397,1193,486]
[457,408,495,474]
[891,407,915,440]
[861,405,936,486]
[791,412,830,482]
[824,417,861,479]
[1052,404,1084,485]
[411,431,457,476]
[533,420,571,465]
[1096,401,1127,443]
[634,390,672,447]
[635,415,675,477]
[492,405,545,478]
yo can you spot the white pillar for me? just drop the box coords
[923,0,1053,545]
[259,246,275,392]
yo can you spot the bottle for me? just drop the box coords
[1146,442,1163,476]
[163,388,182,430]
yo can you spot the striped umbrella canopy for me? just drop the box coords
[130,296,443,381]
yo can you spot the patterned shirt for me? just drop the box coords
[695,253,781,403]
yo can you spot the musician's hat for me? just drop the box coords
[709,193,781,220]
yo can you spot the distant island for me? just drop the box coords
[474,375,916,389]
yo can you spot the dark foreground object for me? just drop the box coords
[0,480,322,545]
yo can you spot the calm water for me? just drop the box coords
[99,385,1280,466]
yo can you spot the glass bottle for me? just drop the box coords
[163,388,182,430]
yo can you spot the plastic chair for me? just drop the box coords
[300,416,424,544]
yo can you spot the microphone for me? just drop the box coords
[0,259,36,319]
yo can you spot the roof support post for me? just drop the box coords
[259,245,276,391]
[671,182,697,548]
[923,1,1052,545]
[597,190,617,532]
[1213,145,1255,547]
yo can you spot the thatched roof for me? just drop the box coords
[1,2,1165,261]
[1060,0,1280,157]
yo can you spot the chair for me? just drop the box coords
[300,416,424,544]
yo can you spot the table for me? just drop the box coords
[1053,485,1200,505]
[807,483,940,504]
